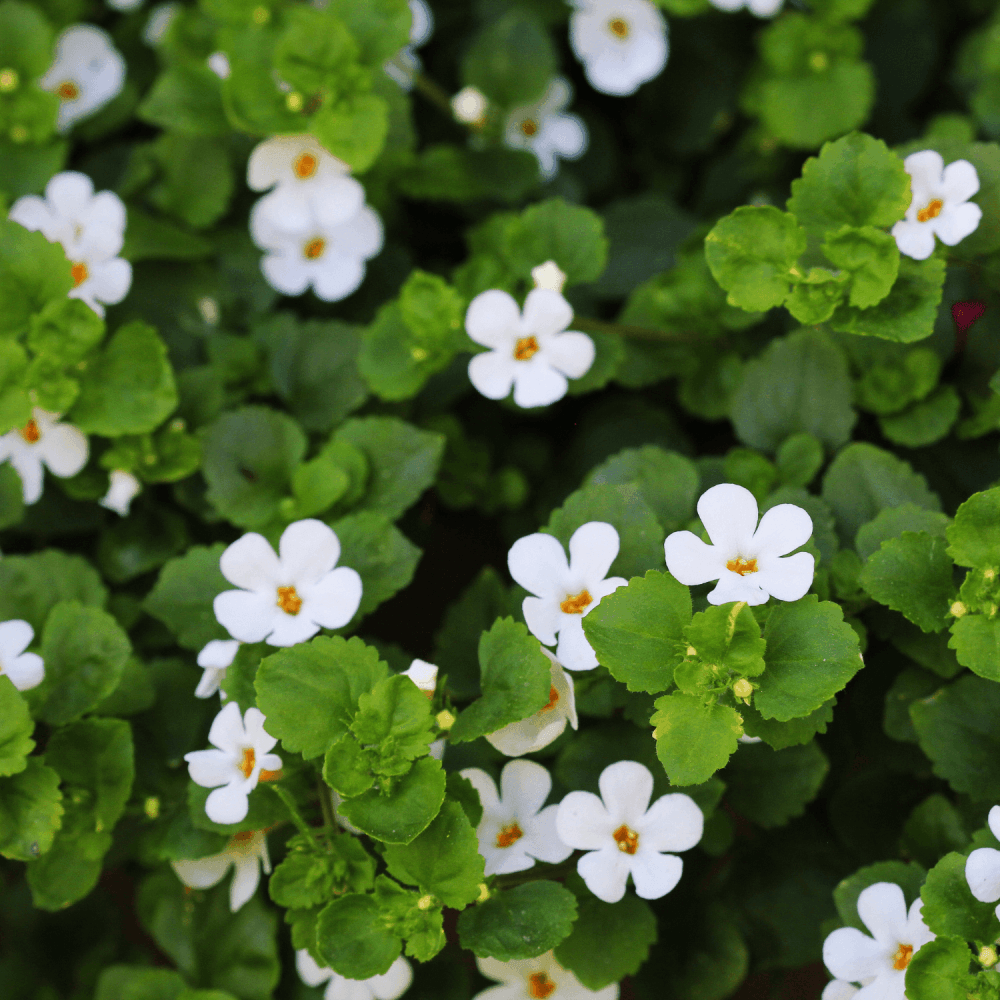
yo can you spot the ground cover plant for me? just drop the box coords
[5,0,1000,998]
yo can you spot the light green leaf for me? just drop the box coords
[0,219,73,338]
[310,92,389,175]
[96,966,187,1000]
[947,487,1000,569]
[0,678,33,777]
[904,936,976,1000]
[651,693,743,785]
[350,673,435,769]
[268,833,375,909]
[148,134,234,230]
[785,267,847,325]
[920,852,998,943]
[684,602,767,679]
[0,757,62,861]
[137,64,230,135]
[949,615,1000,683]
[822,224,900,308]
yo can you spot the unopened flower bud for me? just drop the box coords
[436,709,455,731]
[733,678,753,700]
[451,85,487,126]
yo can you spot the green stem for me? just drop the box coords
[409,70,457,120]
[572,315,695,342]
[271,783,319,845]
[317,776,336,832]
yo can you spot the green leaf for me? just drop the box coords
[144,544,230,650]
[384,799,485,908]
[96,966,187,1000]
[505,199,609,286]
[27,297,105,366]
[70,322,178,436]
[754,596,863,721]
[730,329,856,453]
[121,208,214,261]
[148,134,234,230]
[904,936,976,1000]
[449,618,551,744]
[0,678,33,777]
[338,757,447,844]
[324,0,410,65]
[855,347,942,416]
[833,860,927,931]
[685,602,767,678]
[821,224,900,308]
[554,881,657,991]
[201,406,306,529]
[704,206,806,312]
[821,442,940,546]
[948,487,1000,569]
[949,615,1000,683]
[373,875,446,963]
[776,433,824,489]
[37,602,132,727]
[786,132,911,239]
[316,893,401,980]
[0,219,73,338]
[900,794,969,869]
[310,92,389,175]
[0,757,62,861]
[255,636,388,759]
[879,386,961,448]
[269,833,375,909]
[785,267,847,325]
[350,673,435,770]
[921,852,998,943]
[137,64,230,136]
[458,881,578,960]
[724,740,828,828]
[855,503,950,561]
[859,532,955,633]
[651,692,743,785]
[911,674,1000,801]
[582,570,691,694]
[740,699,835,750]
[0,463,25,530]
[461,12,555,107]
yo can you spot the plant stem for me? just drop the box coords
[317,776,336,832]
[572,315,695,342]
[271,783,319,845]
[409,71,456,119]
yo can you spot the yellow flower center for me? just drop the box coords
[560,589,593,615]
[239,747,256,778]
[57,80,80,101]
[520,118,538,137]
[19,419,40,444]
[613,823,639,855]
[71,262,88,287]
[276,585,302,615]
[726,557,758,576]
[893,943,914,971]
[608,17,629,38]
[303,237,326,260]
[496,822,524,848]
[539,685,560,713]
[916,199,943,223]
[513,335,540,361]
[528,972,557,999]
[293,152,318,179]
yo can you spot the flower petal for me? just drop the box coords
[823,927,890,983]
[822,981,860,1000]
[185,748,237,788]
[542,331,595,379]
[934,201,982,246]
[567,521,620,588]
[751,503,813,558]
[989,805,1000,843]
[465,290,522,349]
[309,253,366,302]
[261,250,311,295]
[754,551,815,602]
[8,448,43,504]
[214,590,279,644]
[296,948,334,987]
[555,616,598,671]
[508,532,569,598]
[500,759,552,819]
[205,782,250,825]
[857,882,909,947]
[279,519,341,585]
[522,596,560,647]
[629,850,683,900]
[638,793,704,853]
[903,149,945,186]
[45,171,95,218]
[697,483,759,554]
[522,289,573,338]
[198,639,241,669]
[5,652,44,691]
[301,567,363,630]
[38,422,88,478]
[707,573,770,606]
[577,845,631,903]
[556,790,614,849]
[369,956,413,1000]
[208,700,246,752]
[460,768,501,813]
[891,219,936,261]
[172,852,232,889]
[230,852,262,911]
[664,530,726,585]
[966,848,1000,903]
[522,803,573,864]
[469,350,516,401]
[512,361,568,408]
[0,619,34,658]
[486,715,567,757]
[599,760,654,824]
[220,533,281,590]
[266,612,321,647]
[942,159,980,202]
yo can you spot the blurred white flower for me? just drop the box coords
[473,951,618,1000]
[504,78,588,180]
[99,470,141,516]
[196,639,241,699]
[107,0,145,11]
[402,658,438,696]
[465,289,595,408]
[892,150,982,261]
[172,829,271,912]
[40,25,126,132]
[531,260,567,294]
[0,620,44,692]
[0,409,88,505]
[707,0,784,15]
[143,3,179,46]
[569,0,668,96]
[296,950,413,1000]
[451,85,488,126]
[207,51,231,79]
[384,0,433,89]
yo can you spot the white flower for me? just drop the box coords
[556,760,703,903]
[384,0,433,89]
[0,409,88,505]
[466,289,595,409]
[402,658,437,696]
[504,78,588,180]
[247,136,366,233]
[207,51,231,79]
[195,639,241,699]
[822,982,860,1000]
[9,171,132,317]
[473,951,619,1000]
[0,620,44,692]
[143,3,179,46]
[569,0,668,97]
[40,25,126,132]
[891,150,982,261]
[664,483,815,607]
[707,0,784,16]
[99,470,141,516]
[452,85,488,126]
[250,198,383,302]
[531,260,567,294]
[213,519,362,647]
[485,648,578,757]
[965,805,1000,919]
[184,701,282,825]
[507,521,626,671]
[107,0,144,11]
[171,829,271,912]
[461,760,572,876]
[296,951,413,1000]
[822,882,935,999]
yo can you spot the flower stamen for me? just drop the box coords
[726,557,758,576]
[71,262,88,287]
[303,237,325,260]
[57,80,80,101]
[560,589,593,614]
[916,199,943,223]
[276,585,302,615]
[239,747,256,779]
[528,972,557,999]
[893,944,914,970]
[19,420,41,444]
[608,17,629,38]
[293,152,318,179]
[520,118,538,137]
[539,685,560,713]
[613,823,639,855]
[514,336,540,361]
[259,767,283,782]
[496,822,524,848]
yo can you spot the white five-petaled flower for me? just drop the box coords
[473,952,619,1000]
[965,805,1000,920]
[0,620,44,692]
[171,829,271,912]
[296,950,413,1000]
[822,881,934,999]
[466,289,595,409]
[384,0,434,89]
[402,658,438,696]
[184,702,282,825]
[0,409,88,505]
[461,760,572,876]
[707,0,784,16]
[99,470,141,516]
[892,150,982,261]
[195,639,241,699]
[508,521,626,671]
[486,648,578,757]
[556,760,703,904]
[504,78,588,180]
[568,0,668,97]
[9,171,132,317]
[213,519,362,647]
[664,483,815,606]
[247,136,366,234]
[40,25,126,132]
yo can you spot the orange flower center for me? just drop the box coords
[520,118,538,137]
[57,80,80,100]
[893,944,914,971]
[71,262,88,287]
[496,823,524,848]
[528,972,557,999]
[539,685,560,713]
[560,589,592,615]
[19,419,40,444]
[726,557,758,576]
[613,823,639,855]
[303,237,325,260]
[293,152,318,178]
[513,335,540,361]
[608,17,629,38]
[276,585,302,615]
[230,830,254,845]
[916,199,943,223]
[239,747,256,778]
[260,768,282,782]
